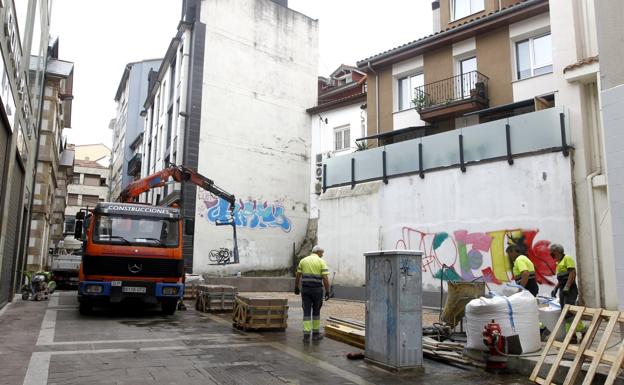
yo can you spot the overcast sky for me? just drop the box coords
[50,0,432,148]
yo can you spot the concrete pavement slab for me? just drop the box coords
[0,290,533,385]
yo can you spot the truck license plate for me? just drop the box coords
[122,286,146,293]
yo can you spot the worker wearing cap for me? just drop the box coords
[549,243,585,334]
[507,244,539,296]
[295,245,330,342]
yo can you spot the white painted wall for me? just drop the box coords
[193,0,318,274]
[317,152,575,297]
[512,73,556,102]
[310,102,366,218]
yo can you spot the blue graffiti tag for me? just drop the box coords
[203,196,292,232]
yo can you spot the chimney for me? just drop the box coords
[432,1,441,33]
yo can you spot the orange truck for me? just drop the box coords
[74,165,238,315]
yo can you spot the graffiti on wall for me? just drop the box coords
[197,191,292,232]
[396,227,557,285]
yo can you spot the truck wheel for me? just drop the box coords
[79,301,93,315]
[161,299,177,315]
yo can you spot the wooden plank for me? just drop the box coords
[562,308,603,385]
[530,305,575,382]
[604,338,624,385]
[581,312,619,385]
[542,307,585,385]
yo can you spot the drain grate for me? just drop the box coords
[203,364,291,385]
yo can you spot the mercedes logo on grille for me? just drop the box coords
[128,263,143,274]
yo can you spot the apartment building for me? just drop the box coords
[64,159,110,236]
[72,143,111,166]
[0,0,53,307]
[28,45,75,272]
[110,59,161,201]
[140,0,318,274]
[314,0,612,307]
[306,65,367,218]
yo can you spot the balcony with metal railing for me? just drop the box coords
[414,71,489,122]
[127,153,142,177]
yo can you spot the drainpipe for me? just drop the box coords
[587,169,601,308]
[587,80,604,308]
[367,62,379,137]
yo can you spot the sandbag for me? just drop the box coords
[465,290,541,353]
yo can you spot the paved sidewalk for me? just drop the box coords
[0,291,531,385]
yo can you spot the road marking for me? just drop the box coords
[22,343,267,385]
[36,309,57,345]
[39,334,262,346]
[47,293,60,307]
[22,352,51,385]
[268,342,375,385]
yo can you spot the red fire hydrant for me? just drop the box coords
[482,319,507,371]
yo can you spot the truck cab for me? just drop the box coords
[76,202,186,315]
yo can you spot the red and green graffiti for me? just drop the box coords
[396,227,557,285]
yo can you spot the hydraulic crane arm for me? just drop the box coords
[118,164,235,206]
[118,164,240,265]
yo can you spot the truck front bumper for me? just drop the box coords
[78,281,183,303]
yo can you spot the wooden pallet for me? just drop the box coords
[194,285,237,312]
[530,305,624,385]
[232,295,288,331]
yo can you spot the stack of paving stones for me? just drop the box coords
[232,295,288,331]
[194,284,237,313]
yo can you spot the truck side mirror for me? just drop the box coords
[74,219,83,240]
[184,218,194,236]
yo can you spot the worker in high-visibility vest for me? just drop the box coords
[294,245,330,342]
[549,243,584,334]
[507,244,539,296]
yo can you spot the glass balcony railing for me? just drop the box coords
[322,106,570,190]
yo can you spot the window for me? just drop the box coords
[64,216,75,235]
[83,174,100,186]
[398,73,424,111]
[515,33,552,80]
[334,125,350,151]
[459,56,477,98]
[67,193,79,206]
[92,215,179,247]
[71,174,81,184]
[452,0,484,20]
[82,194,99,206]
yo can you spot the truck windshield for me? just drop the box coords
[92,215,179,247]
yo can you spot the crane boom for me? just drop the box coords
[119,164,235,206]
[118,164,239,265]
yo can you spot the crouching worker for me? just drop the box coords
[294,245,330,342]
[507,244,539,296]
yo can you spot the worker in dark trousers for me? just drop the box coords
[549,243,584,334]
[294,245,330,342]
[507,244,539,296]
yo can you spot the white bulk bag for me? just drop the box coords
[465,290,541,353]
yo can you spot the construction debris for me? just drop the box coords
[325,316,482,368]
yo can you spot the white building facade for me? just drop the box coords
[140,0,318,274]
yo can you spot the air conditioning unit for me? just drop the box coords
[314,182,322,195]
[314,153,323,182]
